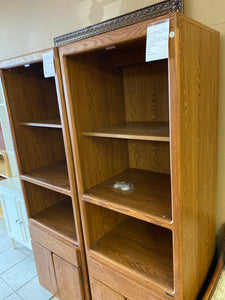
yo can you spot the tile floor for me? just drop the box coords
[0,217,58,300]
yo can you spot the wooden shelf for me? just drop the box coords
[84,168,172,228]
[82,122,169,142]
[31,199,77,244]
[21,160,70,195]
[20,119,62,128]
[90,217,173,290]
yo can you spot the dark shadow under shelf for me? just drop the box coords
[21,160,70,195]
[90,217,173,290]
[84,168,172,228]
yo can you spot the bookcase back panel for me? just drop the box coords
[16,127,67,173]
[23,181,66,216]
[2,64,60,122]
[128,140,170,175]
[67,53,126,133]
[84,202,126,246]
[123,59,169,122]
[80,138,170,191]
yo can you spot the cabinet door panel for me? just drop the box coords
[1,194,24,240]
[90,278,126,300]
[53,254,84,300]
[32,242,58,295]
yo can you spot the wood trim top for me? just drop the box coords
[0,48,56,69]
[54,0,183,47]
[59,13,176,57]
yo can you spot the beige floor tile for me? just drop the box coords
[0,248,27,275]
[0,236,11,253]
[1,257,37,290]
[17,276,52,300]
[0,277,13,299]
[4,292,22,300]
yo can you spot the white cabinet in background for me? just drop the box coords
[0,177,31,249]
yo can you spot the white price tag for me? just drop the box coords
[146,20,170,62]
[42,50,55,78]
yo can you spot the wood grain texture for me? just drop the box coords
[128,140,170,175]
[32,241,58,296]
[123,59,169,122]
[90,217,173,290]
[89,259,172,300]
[31,199,77,243]
[90,278,125,300]
[30,225,79,266]
[84,168,172,228]
[53,254,84,300]
[82,121,169,142]
[169,14,220,299]
[21,160,70,195]
[84,202,126,248]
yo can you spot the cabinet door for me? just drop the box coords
[32,242,58,296]
[90,278,126,300]
[17,198,31,243]
[53,254,84,300]
[1,194,25,241]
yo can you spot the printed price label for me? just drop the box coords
[146,20,170,62]
[42,50,55,78]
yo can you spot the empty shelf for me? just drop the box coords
[84,168,172,228]
[82,122,169,142]
[91,217,173,290]
[31,199,77,244]
[21,160,70,195]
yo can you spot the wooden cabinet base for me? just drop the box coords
[89,258,171,300]
[32,242,58,296]
[90,278,126,300]
[53,255,84,300]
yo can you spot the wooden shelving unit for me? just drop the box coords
[59,12,219,300]
[0,49,90,299]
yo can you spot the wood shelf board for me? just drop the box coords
[82,121,170,142]
[20,119,62,128]
[84,168,172,225]
[91,217,174,289]
[21,160,71,195]
[31,199,77,244]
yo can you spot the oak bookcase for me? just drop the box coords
[0,49,90,300]
[59,13,219,300]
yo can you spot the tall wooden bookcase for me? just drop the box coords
[0,49,90,300]
[59,13,219,300]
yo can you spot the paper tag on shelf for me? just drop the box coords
[42,50,55,78]
[146,19,169,62]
